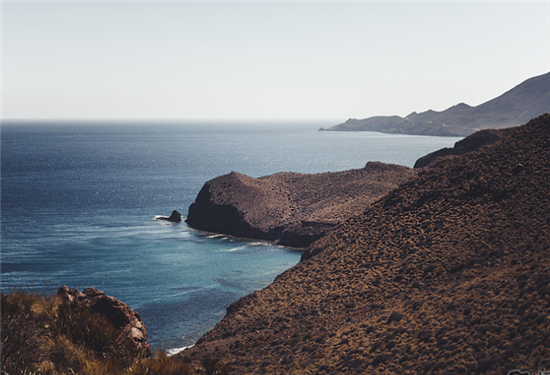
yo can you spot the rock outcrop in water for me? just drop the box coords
[186,162,416,247]
[181,114,550,374]
[155,210,182,223]
[322,72,550,136]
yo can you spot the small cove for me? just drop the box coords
[0,120,461,351]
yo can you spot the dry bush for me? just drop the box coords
[127,350,195,375]
[201,357,230,375]
[1,288,51,374]
[1,288,230,375]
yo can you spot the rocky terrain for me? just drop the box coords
[180,114,550,374]
[322,71,550,136]
[1,286,156,374]
[186,162,416,247]
[186,124,517,247]
[413,126,517,168]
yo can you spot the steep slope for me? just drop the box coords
[186,162,416,247]
[181,114,550,374]
[413,126,517,168]
[323,71,550,136]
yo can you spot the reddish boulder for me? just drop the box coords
[57,286,150,352]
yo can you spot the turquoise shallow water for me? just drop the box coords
[0,120,461,352]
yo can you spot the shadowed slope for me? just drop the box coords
[181,114,550,374]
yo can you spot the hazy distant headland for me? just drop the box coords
[322,71,550,136]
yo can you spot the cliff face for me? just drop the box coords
[324,72,550,136]
[186,162,416,247]
[181,114,550,374]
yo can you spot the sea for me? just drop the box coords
[0,120,461,353]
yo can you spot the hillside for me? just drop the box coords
[323,72,550,136]
[413,126,517,168]
[180,114,550,374]
[186,162,416,247]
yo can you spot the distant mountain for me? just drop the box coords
[322,71,550,136]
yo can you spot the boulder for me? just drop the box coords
[57,286,150,352]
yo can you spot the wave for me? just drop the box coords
[166,345,193,356]
[216,246,247,252]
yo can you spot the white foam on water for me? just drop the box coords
[217,245,247,252]
[166,345,193,356]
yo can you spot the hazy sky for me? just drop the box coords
[2,1,549,121]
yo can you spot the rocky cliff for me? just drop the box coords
[323,71,550,136]
[181,114,550,374]
[186,162,416,247]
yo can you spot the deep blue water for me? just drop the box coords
[0,120,461,352]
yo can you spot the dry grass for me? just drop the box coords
[180,115,550,374]
[1,287,227,375]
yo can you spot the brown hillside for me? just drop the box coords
[180,114,550,374]
[413,127,517,168]
[186,162,416,247]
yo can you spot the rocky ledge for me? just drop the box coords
[186,162,416,247]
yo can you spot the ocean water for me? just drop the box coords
[0,120,461,352]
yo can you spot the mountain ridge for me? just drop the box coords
[323,71,550,136]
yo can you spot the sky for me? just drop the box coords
[2,1,549,121]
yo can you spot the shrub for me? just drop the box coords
[1,288,50,374]
[127,350,195,375]
[202,356,230,375]
[1,288,233,375]
[386,311,404,324]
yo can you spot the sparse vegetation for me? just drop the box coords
[1,287,228,375]
[180,115,550,374]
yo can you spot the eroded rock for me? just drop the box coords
[57,286,150,352]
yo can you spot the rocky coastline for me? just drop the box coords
[6,115,549,374]
[186,124,517,247]
[179,114,550,373]
[186,162,416,247]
